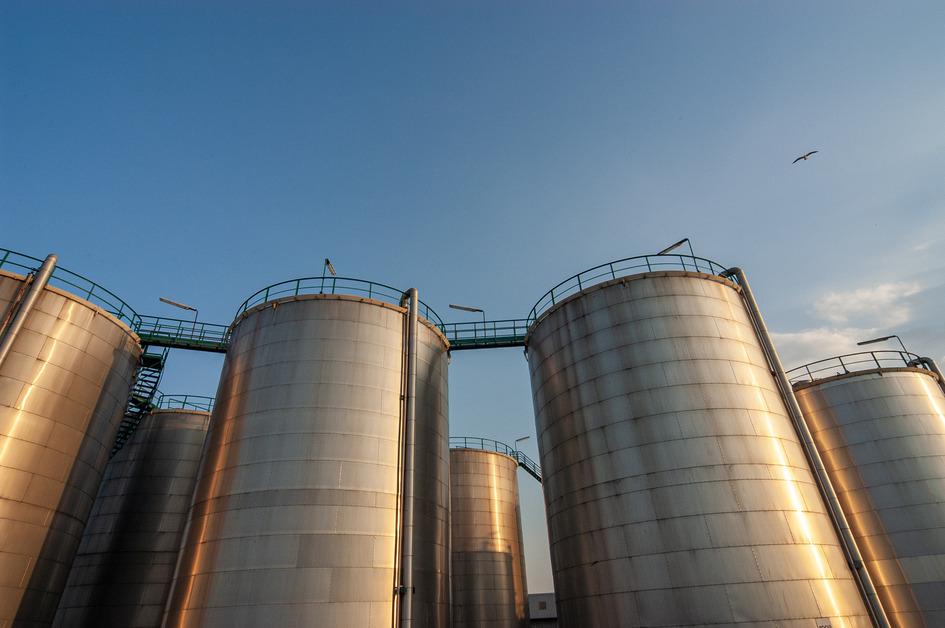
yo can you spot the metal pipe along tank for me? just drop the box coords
[450,447,528,628]
[162,290,450,628]
[525,260,873,627]
[52,406,211,628]
[793,357,945,627]
[0,263,142,626]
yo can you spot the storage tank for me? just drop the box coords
[163,278,450,628]
[524,255,875,628]
[791,352,945,628]
[52,397,212,628]
[450,440,528,628]
[0,250,141,627]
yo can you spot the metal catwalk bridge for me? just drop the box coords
[133,315,530,352]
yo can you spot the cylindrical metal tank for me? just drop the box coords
[792,356,945,628]
[525,258,873,628]
[450,446,528,628]
[163,287,450,628]
[0,261,141,626]
[52,403,212,628]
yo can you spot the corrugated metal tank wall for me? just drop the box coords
[525,270,873,628]
[52,407,211,628]
[795,367,945,628]
[162,293,450,628]
[0,269,141,627]
[450,448,528,628]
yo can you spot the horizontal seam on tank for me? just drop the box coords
[532,358,780,399]
[529,326,762,372]
[841,499,945,515]
[543,471,822,505]
[536,430,803,465]
[535,385,786,420]
[856,524,945,539]
[2,349,133,399]
[210,429,403,443]
[550,577,857,601]
[813,444,945,461]
[807,413,944,432]
[549,540,848,563]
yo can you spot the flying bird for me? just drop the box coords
[792,150,819,164]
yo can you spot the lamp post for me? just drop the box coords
[857,334,909,354]
[657,237,695,258]
[159,296,199,324]
[449,303,487,337]
[513,435,530,455]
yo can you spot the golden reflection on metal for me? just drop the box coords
[525,272,872,627]
[797,369,945,628]
[0,272,141,626]
[450,448,528,628]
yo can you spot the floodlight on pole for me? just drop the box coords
[513,435,530,455]
[449,303,486,324]
[324,258,337,277]
[160,297,199,323]
[657,237,695,258]
[857,334,908,354]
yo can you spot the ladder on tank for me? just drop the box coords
[111,346,168,456]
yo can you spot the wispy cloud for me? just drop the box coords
[772,327,874,370]
[812,281,921,327]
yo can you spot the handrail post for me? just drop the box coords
[727,267,891,628]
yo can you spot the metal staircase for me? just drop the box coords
[111,346,168,456]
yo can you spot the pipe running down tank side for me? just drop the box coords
[524,255,886,628]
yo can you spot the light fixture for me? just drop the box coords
[657,237,695,257]
[324,258,337,277]
[159,297,199,323]
[857,334,908,353]
[449,303,486,324]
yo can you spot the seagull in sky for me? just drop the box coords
[792,150,819,164]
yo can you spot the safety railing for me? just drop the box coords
[527,254,728,326]
[442,319,529,350]
[235,276,444,327]
[156,394,215,412]
[786,350,927,385]
[0,247,140,328]
[450,436,542,482]
[135,315,230,351]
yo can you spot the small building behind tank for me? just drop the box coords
[52,395,213,628]
[791,350,945,628]
[0,249,142,627]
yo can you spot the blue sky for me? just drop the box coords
[3,1,944,592]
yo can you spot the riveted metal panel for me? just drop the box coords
[525,271,872,628]
[0,270,141,627]
[162,295,449,628]
[796,369,945,628]
[450,449,528,628]
[51,408,210,628]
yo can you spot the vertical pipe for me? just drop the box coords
[919,357,945,395]
[727,267,891,628]
[391,292,409,627]
[399,288,419,628]
[0,253,57,368]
